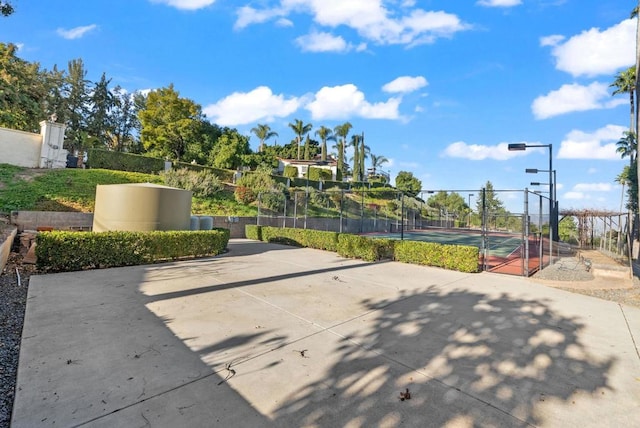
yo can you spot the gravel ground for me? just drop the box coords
[0,252,33,428]
[533,256,640,308]
[1,248,639,427]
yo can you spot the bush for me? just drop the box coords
[283,165,298,178]
[260,191,285,212]
[162,168,223,197]
[87,149,165,174]
[234,186,255,204]
[245,225,261,240]
[393,240,479,273]
[308,167,331,182]
[336,234,395,262]
[258,226,339,251]
[173,162,236,183]
[36,229,230,273]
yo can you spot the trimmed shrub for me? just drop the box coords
[36,229,230,273]
[87,149,165,174]
[258,226,339,251]
[245,225,262,241]
[393,240,479,273]
[162,168,223,197]
[308,166,332,182]
[336,234,395,262]
[283,165,298,178]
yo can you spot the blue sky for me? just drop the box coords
[2,0,636,212]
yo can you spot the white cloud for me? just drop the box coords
[276,18,294,27]
[476,0,522,7]
[382,76,428,93]
[557,124,627,160]
[150,0,216,10]
[539,34,564,47]
[295,31,357,53]
[573,183,613,192]
[531,82,625,119]
[546,19,635,77]
[587,167,598,174]
[56,24,98,40]
[306,84,402,120]
[564,192,585,200]
[235,6,285,29]
[203,86,302,126]
[235,1,470,47]
[442,141,543,161]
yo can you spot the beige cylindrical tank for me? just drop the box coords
[93,183,192,232]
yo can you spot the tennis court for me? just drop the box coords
[364,227,544,276]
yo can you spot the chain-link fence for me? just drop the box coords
[256,187,559,276]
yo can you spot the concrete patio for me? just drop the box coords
[12,239,640,427]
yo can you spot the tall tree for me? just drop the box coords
[333,122,352,174]
[87,72,114,148]
[358,133,369,181]
[138,84,204,161]
[349,134,360,181]
[288,119,312,160]
[0,42,52,132]
[208,128,250,169]
[611,66,636,136]
[476,181,506,215]
[617,131,637,165]
[108,87,142,152]
[63,59,90,162]
[369,153,389,177]
[250,123,278,153]
[315,125,335,161]
[395,171,421,197]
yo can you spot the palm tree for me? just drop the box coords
[288,119,312,160]
[315,126,336,161]
[333,122,352,174]
[610,66,636,134]
[616,166,632,213]
[369,153,389,177]
[250,124,278,152]
[617,131,637,165]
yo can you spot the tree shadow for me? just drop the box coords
[271,287,615,426]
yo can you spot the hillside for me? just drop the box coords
[0,165,256,216]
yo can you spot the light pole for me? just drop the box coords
[468,193,473,228]
[509,143,555,263]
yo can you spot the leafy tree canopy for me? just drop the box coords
[138,84,205,161]
[395,171,422,197]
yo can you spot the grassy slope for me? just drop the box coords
[0,165,256,215]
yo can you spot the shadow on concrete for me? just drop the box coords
[268,287,615,426]
[145,260,383,304]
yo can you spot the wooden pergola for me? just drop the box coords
[560,209,628,249]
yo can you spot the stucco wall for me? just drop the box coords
[0,127,42,167]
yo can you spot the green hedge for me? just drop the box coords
[258,226,339,251]
[245,225,261,241]
[244,225,478,271]
[283,165,298,178]
[36,229,230,273]
[393,240,479,273]
[336,234,395,262]
[87,149,166,174]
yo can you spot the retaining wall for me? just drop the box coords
[0,227,17,273]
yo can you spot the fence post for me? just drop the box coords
[257,192,262,226]
[400,192,405,240]
[523,189,529,277]
[481,187,487,271]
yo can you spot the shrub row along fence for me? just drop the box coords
[255,188,566,276]
[36,229,230,273]
[246,225,479,273]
